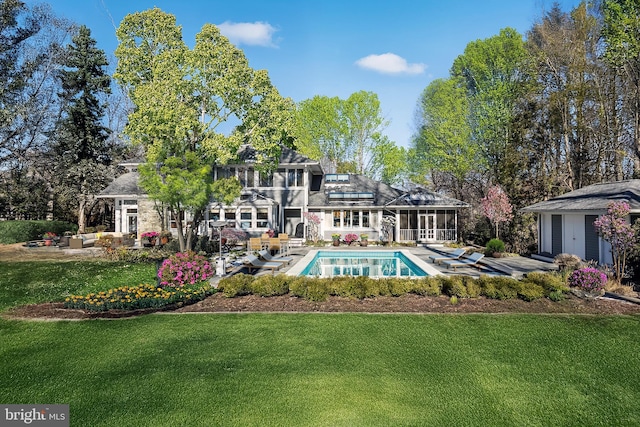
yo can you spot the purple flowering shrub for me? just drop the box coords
[158,251,214,288]
[568,267,607,293]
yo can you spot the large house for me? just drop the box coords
[98,145,469,244]
[522,180,640,264]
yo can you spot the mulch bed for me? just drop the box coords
[4,293,640,320]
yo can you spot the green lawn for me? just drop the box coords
[1,314,640,426]
[0,260,157,311]
[1,260,640,426]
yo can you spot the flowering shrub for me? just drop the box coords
[157,251,214,287]
[568,267,607,293]
[42,231,57,239]
[141,231,159,239]
[304,212,321,242]
[345,233,359,244]
[64,283,214,312]
[593,201,637,282]
[220,228,249,245]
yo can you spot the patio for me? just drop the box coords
[217,244,558,281]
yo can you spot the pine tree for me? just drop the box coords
[52,25,113,231]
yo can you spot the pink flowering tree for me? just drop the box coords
[593,201,637,283]
[480,185,513,239]
[304,212,321,242]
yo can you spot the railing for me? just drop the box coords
[399,229,457,242]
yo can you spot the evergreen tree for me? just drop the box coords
[51,25,113,231]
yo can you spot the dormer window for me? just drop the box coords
[328,192,374,200]
[325,173,350,183]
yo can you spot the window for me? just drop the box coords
[327,192,374,200]
[239,168,254,188]
[257,208,269,228]
[240,208,252,229]
[287,168,304,187]
[325,174,350,183]
[210,209,220,221]
[259,171,273,187]
[123,199,136,205]
[218,167,236,179]
[331,209,372,228]
[333,210,341,227]
[225,211,236,222]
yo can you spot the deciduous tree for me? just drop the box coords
[114,8,295,250]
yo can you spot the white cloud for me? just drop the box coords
[217,21,278,47]
[355,53,426,75]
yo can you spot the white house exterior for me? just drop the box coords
[99,145,469,244]
[522,180,640,265]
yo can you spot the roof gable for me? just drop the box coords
[522,180,640,212]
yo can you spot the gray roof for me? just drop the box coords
[235,144,323,173]
[97,172,146,198]
[522,180,640,212]
[308,175,468,209]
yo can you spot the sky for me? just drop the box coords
[45,0,582,148]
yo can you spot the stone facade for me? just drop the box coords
[136,198,163,238]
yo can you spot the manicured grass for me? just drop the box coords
[1,314,640,426]
[0,261,157,311]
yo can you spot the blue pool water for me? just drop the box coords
[300,250,428,278]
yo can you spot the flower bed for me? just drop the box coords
[64,284,214,312]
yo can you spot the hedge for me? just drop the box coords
[0,220,78,244]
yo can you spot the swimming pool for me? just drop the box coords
[287,249,440,278]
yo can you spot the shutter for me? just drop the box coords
[584,215,600,262]
[551,215,563,256]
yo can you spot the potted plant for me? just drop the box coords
[42,231,57,246]
[159,230,172,245]
[360,233,369,247]
[345,233,358,246]
[331,233,341,246]
[141,231,159,247]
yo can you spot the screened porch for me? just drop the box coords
[395,209,458,243]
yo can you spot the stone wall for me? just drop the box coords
[137,198,163,238]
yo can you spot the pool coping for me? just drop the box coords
[286,248,441,277]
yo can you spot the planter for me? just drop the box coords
[332,239,340,247]
[361,240,368,247]
[143,238,157,248]
[44,239,53,246]
[160,236,170,245]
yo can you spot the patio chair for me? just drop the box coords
[268,237,281,255]
[258,249,293,265]
[428,248,466,264]
[243,254,282,274]
[443,252,485,271]
[278,233,290,255]
[249,238,263,252]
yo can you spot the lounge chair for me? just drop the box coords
[244,254,281,274]
[428,248,466,264]
[443,252,485,271]
[258,250,293,265]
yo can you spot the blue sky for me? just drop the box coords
[46,0,581,148]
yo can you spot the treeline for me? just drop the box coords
[0,0,130,229]
[411,1,640,252]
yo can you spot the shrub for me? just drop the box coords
[250,274,290,297]
[523,272,569,295]
[219,273,254,297]
[157,251,214,287]
[517,282,545,302]
[410,277,442,296]
[385,278,411,297]
[568,267,607,293]
[464,277,482,298]
[548,290,565,302]
[64,283,214,312]
[441,276,468,298]
[486,238,505,255]
[0,220,77,244]
[289,277,329,301]
[479,276,521,300]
